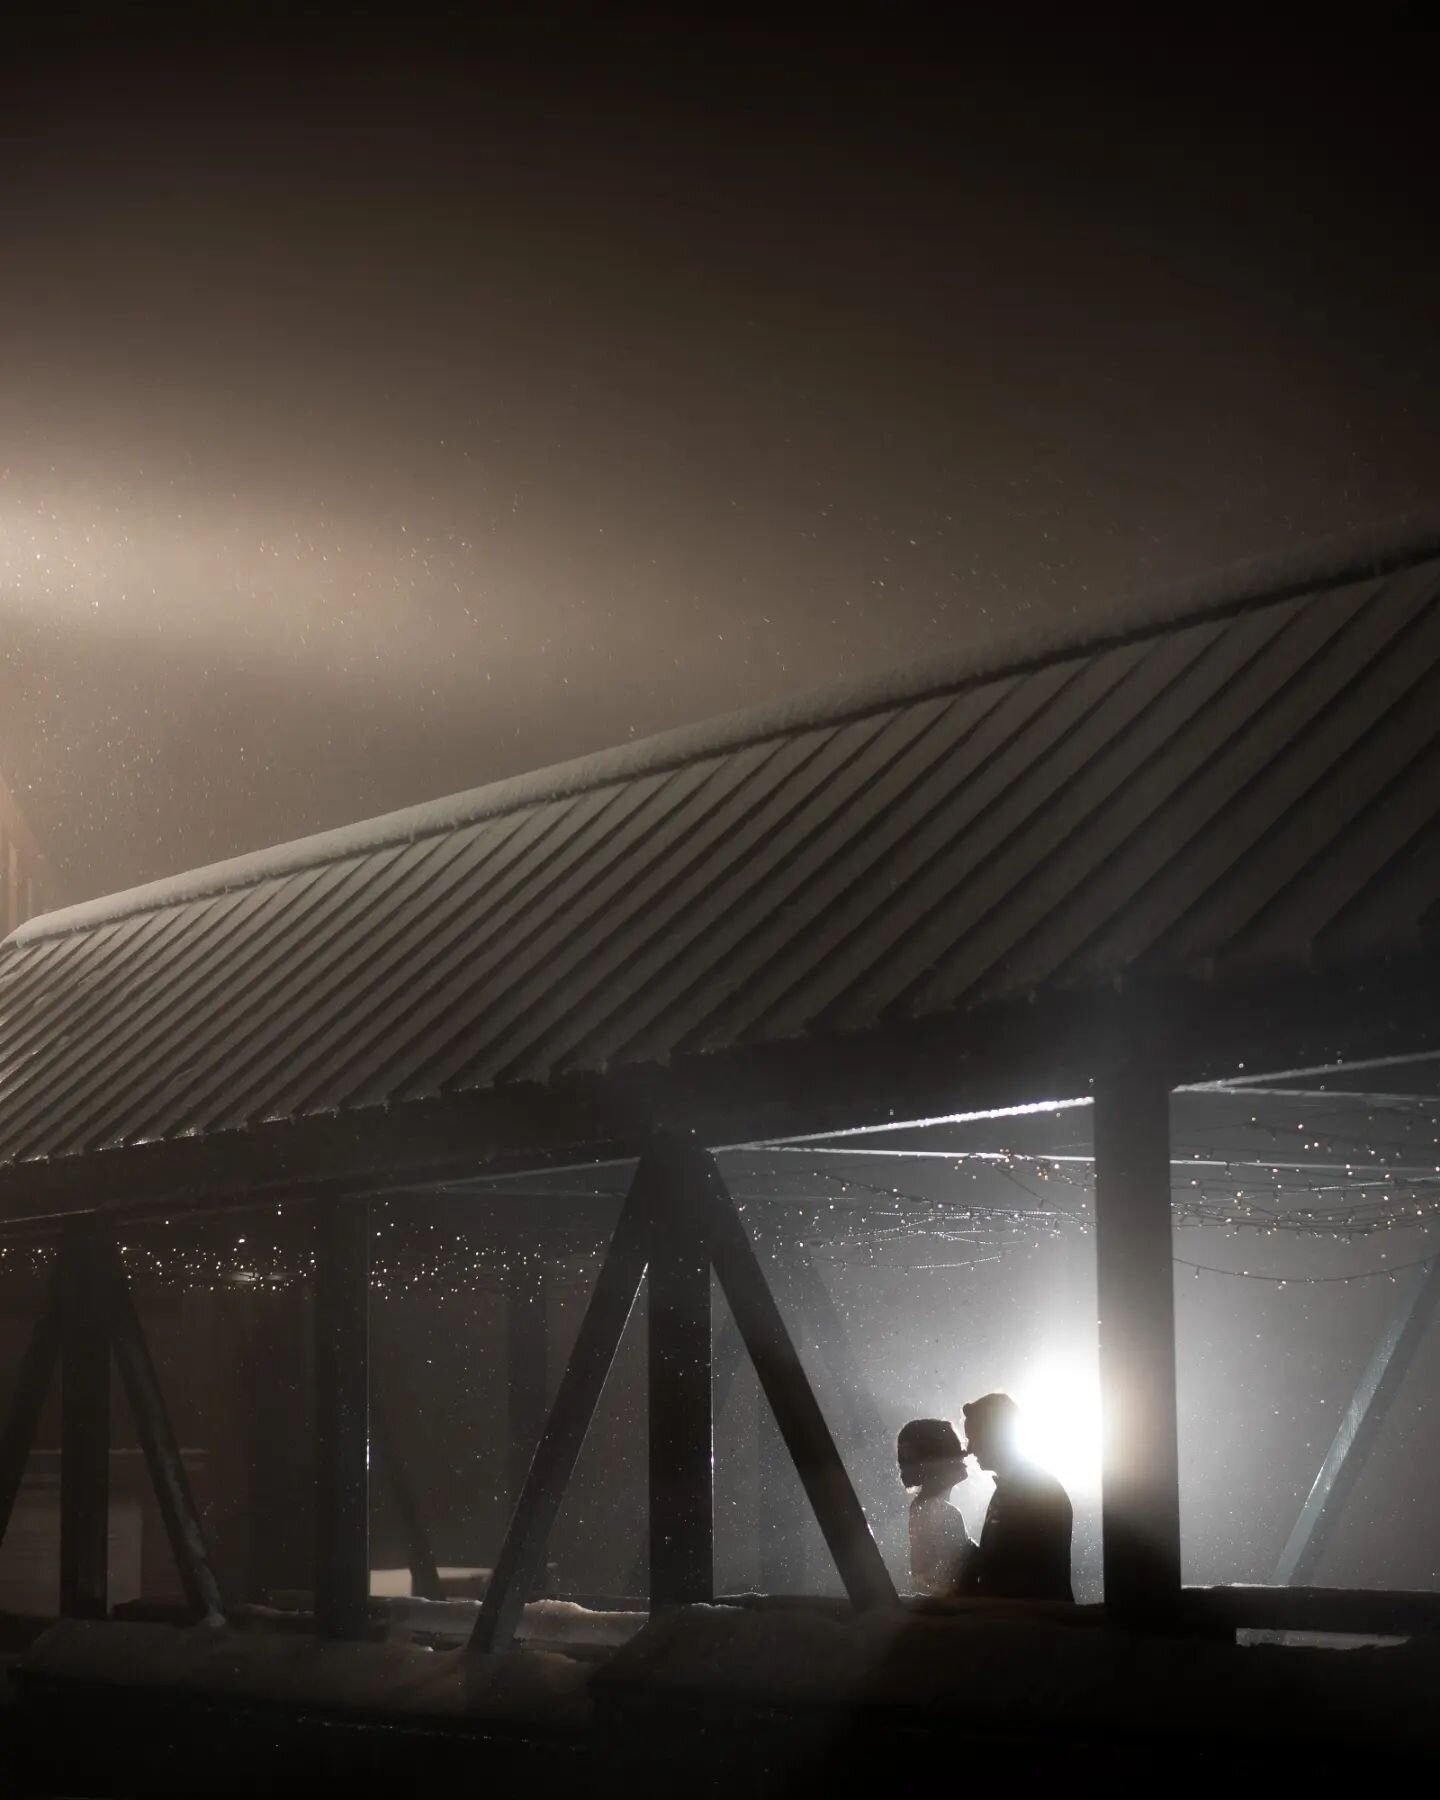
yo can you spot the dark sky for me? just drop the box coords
[3,9,1437,902]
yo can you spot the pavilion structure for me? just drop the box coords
[1,528,1437,1644]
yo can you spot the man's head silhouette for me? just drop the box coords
[962,1391,1022,1475]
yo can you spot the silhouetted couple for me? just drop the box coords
[898,1393,1073,1602]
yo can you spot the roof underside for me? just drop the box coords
[3,551,1440,1175]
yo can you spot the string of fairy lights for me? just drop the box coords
[0,1100,1435,1295]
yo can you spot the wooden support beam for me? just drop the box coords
[628,1296,742,1601]
[3,944,1437,1230]
[503,1250,548,1516]
[470,1166,653,1652]
[697,1144,897,1613]
[60,1221,110,1620]
[648,1140,714,1607]
[101,1239,225,1621]
[659,1308,745,1598]
[1275,1254,1440,1586]
[0,1267,62,1548]
[473,1131,895,1647]
[313,1197,371,1639]
[1093,1066,1182,1625]
[245,1291,311,1603]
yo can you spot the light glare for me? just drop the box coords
[1013,1353,1103,1500]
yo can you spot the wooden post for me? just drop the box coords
[60,1221,110,1619]
[503,1250,548,1517]
[1093,1065,1182,1625]
[648,1145,714,1606]
[313,1197,371,1639]
[246,1288,311,1603]
[473,1130,896,1648]
[632,1307,740,1600]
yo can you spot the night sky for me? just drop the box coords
[3,10,1437,903]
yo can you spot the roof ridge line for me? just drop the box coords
[13,516,1440,947]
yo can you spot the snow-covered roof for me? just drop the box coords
[18,511,1440,948]
[1,524,1438,1184]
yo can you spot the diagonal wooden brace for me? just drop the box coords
[470,1162,655,1652]
[100,1234,226,1621]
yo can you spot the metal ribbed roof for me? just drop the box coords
[3,544,1439,1172]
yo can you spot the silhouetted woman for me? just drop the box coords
[897,1417,976,1596]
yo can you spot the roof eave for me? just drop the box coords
[2,948,1432,1230]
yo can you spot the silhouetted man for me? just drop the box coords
[962,1391,1074,1603]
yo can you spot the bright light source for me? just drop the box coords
[1012,1354,1103,1500]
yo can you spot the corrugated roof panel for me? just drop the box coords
[0,915,146,1083]
[134,829,475,1143]
[414,742,793,1097]
[1193,606,1440,968]
[274,775,672,1117]
[952,593,1316,1003]
[904,607,1302,1016]
[353,758,737,1107]
[672,651,1119,1057]
[65,855,411,1155]
[533,695,961,1082]
[949,578,1399,1006]
[0,894,218,1089]
[273,794,607,1122]
[45,857,389,1157]
[0,886,272,1161]
[0,541,1436,1178]
[1315,813,1440,965]
[205,817,514,1132]
[1229,727,1440,970]
[477,721,870,1088]
[1037,574,1404,989]
[0,922,91,1025]
[610,672,1049,1067]
[791,629,1192,1037]
[261,797,602,1122]
[1135,565,1440,974]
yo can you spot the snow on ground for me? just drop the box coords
[595,1603,1440,1753]
[19,1620,593,1724]
[505,1599,645,1650]
[377,1594,646,1650]
[256,1579,645,1651]
[17,1598,1440,1750]
[16,1593,647,1724]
